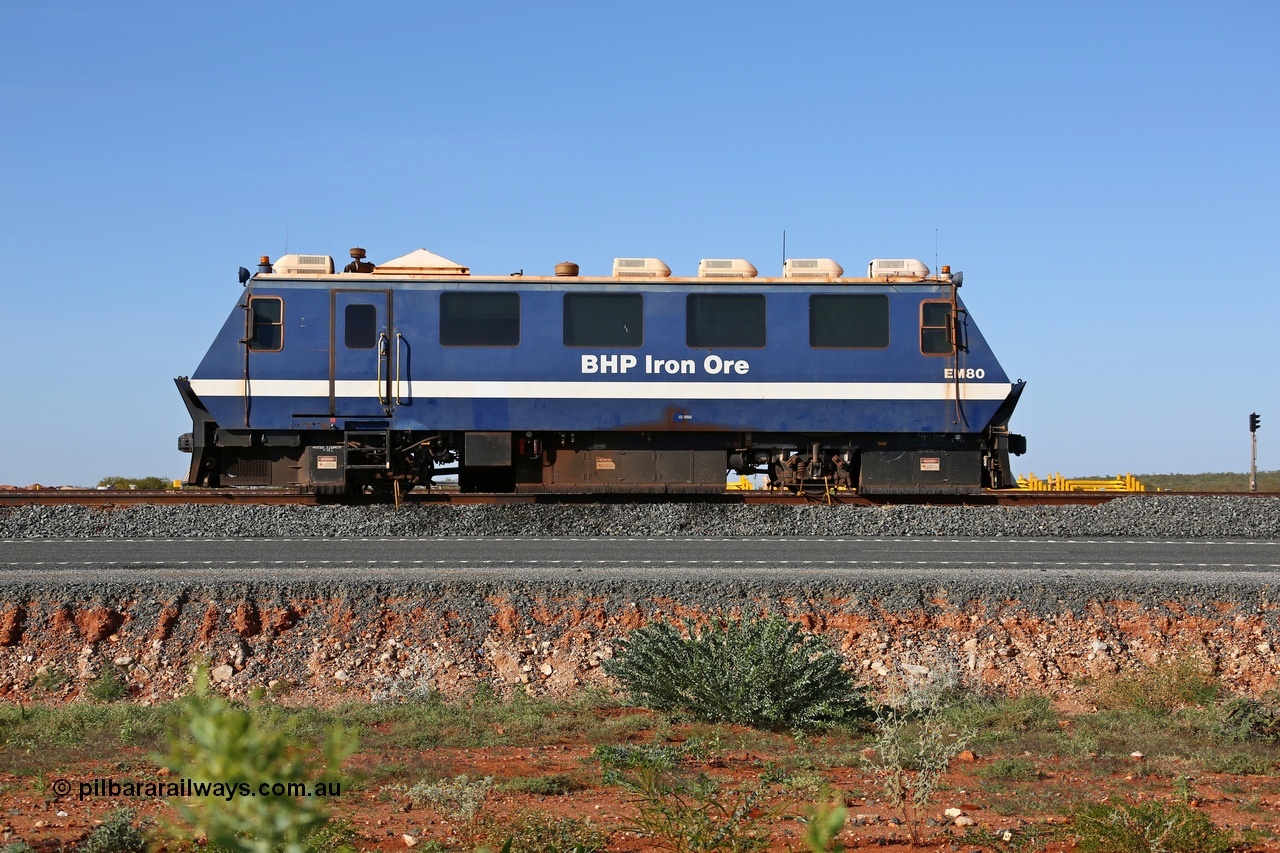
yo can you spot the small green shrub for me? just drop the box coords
[1094,660,1219,715]
[864,673,971,845]
[486,811,606,853]
[403,774,493,823]
[604,615,864,730]
[616,767,775,853]
[1204,751,1274,776]
[31,667,69,695]
[1073,798,1235,853]
[978,757,1041,781]
[302,817,359,853]
[78,808,147,853]
[86,664,129,703]
[0,843,36,853]
[945,693,1058,744]
[592,740,709,783]
[1213,694,1280,743]
[498,772,589,796]
[802,797,848,852]
[163,670,356,853]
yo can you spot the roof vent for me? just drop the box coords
[697,258,758,278]
[273,254,335,275]
[612,257,672,278]
[868,258,930,279]
[783,258,844,279]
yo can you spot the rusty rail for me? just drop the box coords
[0,487,1275,508]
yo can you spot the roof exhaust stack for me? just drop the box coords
[344,247,375,273]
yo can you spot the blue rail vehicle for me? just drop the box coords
[176,248,1025,495]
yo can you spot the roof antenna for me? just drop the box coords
[782,229,786,275]
[934,227,939,275]
[284,227,290,255]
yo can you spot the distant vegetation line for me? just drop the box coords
[1082,471,1280,492]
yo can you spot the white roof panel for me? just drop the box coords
[373,248,469,275]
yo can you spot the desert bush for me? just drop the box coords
[86,664,129,703]
[1072,798,1234,853]
[163,670,356,853]
[616,766,775,853]
[498,772,590,796]
[944,693,1058,745]
[1202,750,1275,776]
[592,740,711,783]
[977,756,1040,781]
[1212,694,1280,743]
[486,811,606,853]
[30,667,69,696]
[78,808,147,853]
[301,816,359,853]
[604,615,864,730]
[1094,659,1219,715]
[863,672,972,845]
[403,774,493,824]
[801,797,847,852]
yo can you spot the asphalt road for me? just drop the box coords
[2,536,1278,577]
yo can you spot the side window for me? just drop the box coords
[809,295,889,348]
[686,294,766,348]
[248,297,283,351]
[563,293,643,346]
[440,292,520,346]
[921,300,954,355]
[344,304,378,349]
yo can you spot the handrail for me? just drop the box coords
[377,333,389,405]
[395,333,406,404]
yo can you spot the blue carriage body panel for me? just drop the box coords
[190,276,1014,438]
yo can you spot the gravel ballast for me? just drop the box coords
[2,495,1279,540]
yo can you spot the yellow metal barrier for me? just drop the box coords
[1016,473,1150,492]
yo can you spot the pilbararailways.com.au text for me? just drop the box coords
[56,778,344,802]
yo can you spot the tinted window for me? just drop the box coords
[440,292,520,346]
[248,297,283,351]
[686,294,766,348]
[809,295,889,348]
[921,300,954,355]
[563,293,643,346]
[344,304,378,349]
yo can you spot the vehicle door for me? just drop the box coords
[331,290,396,418]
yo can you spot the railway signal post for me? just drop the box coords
[1249,412,1261,492]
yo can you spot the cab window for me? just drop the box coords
[248,297,283,351]
[921,300,954,355]
[344,304,378,349]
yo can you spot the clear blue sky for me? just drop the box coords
[1,2,1276,485]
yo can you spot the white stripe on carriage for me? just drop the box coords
[189,379,1014,401]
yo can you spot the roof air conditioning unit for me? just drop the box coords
[868,258,930,278]
[783,258,844,279]
[273,254,335,275]
[612,258,672,278]
[696,258,758,278]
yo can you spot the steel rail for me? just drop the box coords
[0,488,1276,508]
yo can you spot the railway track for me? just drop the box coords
[1,487,1275,508]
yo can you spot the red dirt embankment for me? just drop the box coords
[0,590,1275,704]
